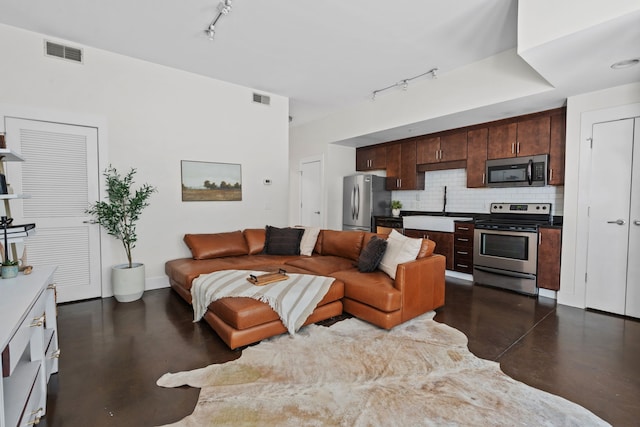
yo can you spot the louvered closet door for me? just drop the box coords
[5,118,101,302]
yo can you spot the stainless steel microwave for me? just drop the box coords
[485,154,548,187]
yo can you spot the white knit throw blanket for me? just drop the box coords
[191,270,335,335]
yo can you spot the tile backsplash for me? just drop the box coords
[392,169,564,216]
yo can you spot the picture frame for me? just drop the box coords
[181,160,242,201]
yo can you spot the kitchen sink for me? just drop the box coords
[402,216,474,232]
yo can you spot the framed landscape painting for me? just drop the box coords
[181,160,242,201]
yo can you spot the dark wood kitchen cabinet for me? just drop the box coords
[466,128,488,188]
[548,111,566,185]
[487,115,551,159]
[416,131,467,164]
[385,141,424,190]
[404,228,453,270]
[453,221,474,273]
[356,145,386,171]
[537,226,561,291]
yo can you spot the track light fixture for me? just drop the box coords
[372,67,438,100]
[204,0,233,40]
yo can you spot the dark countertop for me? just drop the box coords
[375,211,563,227]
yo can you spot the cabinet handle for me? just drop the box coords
[516,141,520,154]
[538,233,541,245]
[457,238,469,242]
[457,264,469,268]
[634,220,640,226]
[47,283,56,290]
[50,348,61,359]
[457,251,469,255]
[482,173,485,184]
[30,314,45,328]
[511,142,515,154]
[549,168,553,181]
[458,226,469,231]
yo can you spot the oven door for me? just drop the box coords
[473,228,537,274]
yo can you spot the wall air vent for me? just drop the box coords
[45,41,83,63]
[252,93,270,106]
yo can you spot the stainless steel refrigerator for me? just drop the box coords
[343,174,391,231]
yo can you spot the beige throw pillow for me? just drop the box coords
[378,229,422,279]
[296,226,321,256]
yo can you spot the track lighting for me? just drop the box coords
[372,67,438,100]
[204,0,233,41]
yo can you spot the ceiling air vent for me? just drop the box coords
[45,41,83,63]
[252,93,270,106]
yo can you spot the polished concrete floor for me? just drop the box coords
[41,280,639,427]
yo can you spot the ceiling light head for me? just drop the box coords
[430,68,438,79]
[611,58,639,70]
[205,25,216,40]
[401,80,408,91]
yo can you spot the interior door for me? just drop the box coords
[300,158,322,227]
[625,118,640,317]
[585,118,634,315]
[5,118,101,303]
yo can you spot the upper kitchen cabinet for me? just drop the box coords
[386,140,424,190]
[548,111,566,185]
[417,131,467,164]
[487,115,551,159]
[356,145,386,171]
[466,128,488,188]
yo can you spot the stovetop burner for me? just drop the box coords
[475,202,552,231]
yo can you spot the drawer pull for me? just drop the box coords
[26,408,43,425]
[457,264,469,268]
[30,315,45,328]
[457,251,469,255]
[51,349,61,359]
[456,238,469,242]
[457,227,469,231]
[47,283,56,290]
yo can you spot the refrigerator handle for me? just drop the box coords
[351,185,357,220]
[355,184,360,220]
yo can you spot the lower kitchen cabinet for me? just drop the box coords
[404,228,453,270]
[453,222,474,273]
[537,226,561,290]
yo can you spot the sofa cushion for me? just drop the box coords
[285,255,357,276]
[263,226,304,255]
[357,236,388,272]
[243,228,266,255]
[332,269,401,313]
[295,226,321,256]
[184,231,249,260]
[320,230,364,261]
[417,238,436,259]
[378,230,422,279]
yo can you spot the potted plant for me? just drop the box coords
[1,216,18,279]
[391,200,402,217]
[86,166,156,302]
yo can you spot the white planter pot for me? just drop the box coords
[392,208,401,217]
[111,263,145,302]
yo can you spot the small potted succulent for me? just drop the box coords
[1,216,18,279]
[391,200,402,217]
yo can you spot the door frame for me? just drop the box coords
[298,154,325,228]
[0,104,111,297]
[566,102,640,308]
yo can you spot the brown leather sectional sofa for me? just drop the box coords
[165,228,445,349]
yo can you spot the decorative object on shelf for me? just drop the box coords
[86,166,156,302]
[181,160,242,202]
[1,216,18,279]
[391,200,402,217]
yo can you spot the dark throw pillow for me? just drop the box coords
[357,236,388,272]
[263,226,305,255]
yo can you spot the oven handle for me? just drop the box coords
[473,265,536,280]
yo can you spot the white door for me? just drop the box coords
[585,118,636,315]
[625,119,640,318]
[5,118,101,303]
[300,158,322,227]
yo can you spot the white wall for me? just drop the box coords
[559,82,640,308]
[517,0,640,53]
[0,24,290,295]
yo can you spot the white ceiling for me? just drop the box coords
[0,0,638,145]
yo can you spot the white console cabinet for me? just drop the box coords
[0,266,58,427]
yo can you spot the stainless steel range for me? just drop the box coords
[473,202,552,296]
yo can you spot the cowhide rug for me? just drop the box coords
[157,312,609,426]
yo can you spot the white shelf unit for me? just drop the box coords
[0,148,31,262]
[0,266,59,427]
